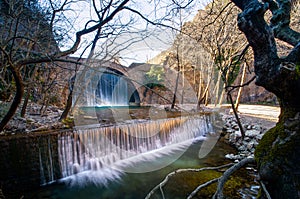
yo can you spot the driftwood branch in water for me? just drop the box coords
[212,157,256,199]
[260,181,272,199]
[187,177,220,199]
[144,163,234,199]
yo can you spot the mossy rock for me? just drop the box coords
[254,115,300,199]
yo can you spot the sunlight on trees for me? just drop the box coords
[1,0,300,198]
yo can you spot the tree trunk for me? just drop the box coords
[59,90,73,121]
[235,62,247,110]
[20,89,30,117]
[231,0,300,198]
[60,75,76,121]
[196,70,203,110]
[171,71,180,109]
[171,51,181,109]
[255,104,300,199]
[214,71,222,106]
[218,85,225,106]
[0,66,24,132]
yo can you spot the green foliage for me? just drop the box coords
[227,58,241,86]
[61,117,74,128]
[254,123,282,164]
[295,64,300,79]
[215,49,242,86]
[144,65,165,88]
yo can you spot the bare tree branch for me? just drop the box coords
[144,163,234,199]
[265,0,300,46]
[212,158,255,199]
[187,178,220,199]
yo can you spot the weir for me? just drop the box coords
[0,114,214,194]
[58,115,213,181]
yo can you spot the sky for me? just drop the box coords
[56,0,209,66]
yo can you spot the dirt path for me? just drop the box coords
[237,104,280,121]
[230,104,279,132]
[206,104,279,131]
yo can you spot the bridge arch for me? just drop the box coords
[74,61,142,107]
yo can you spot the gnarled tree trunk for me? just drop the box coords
[231,0,300,198]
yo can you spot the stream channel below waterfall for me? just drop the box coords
[23,106,256,199]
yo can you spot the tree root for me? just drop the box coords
[145,158,256,199]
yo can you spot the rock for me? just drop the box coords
[246,141,255,151]
[17,123,26,131]
[245,129,261,138]
[245,124,252,130]
[252,125,262,131]
[221,112,274,165]
[247,154,254,159]
[225,153,238,160]
[16,116,26,122]
[26,118,35,124]
[226,128,234,133]
[229,132,241,143]
[256,134,263,140]
[238,145,247,151]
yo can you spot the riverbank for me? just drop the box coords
[218,105,279,161]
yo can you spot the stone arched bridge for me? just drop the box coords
[67,57,197,106]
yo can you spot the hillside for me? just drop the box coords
[148,4,277,105]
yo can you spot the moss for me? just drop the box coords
[255,120,297,166]
[162,169,250,198]
[256,187,263,199]
[295,64,300,79]
[61,117,74,128]
[254,122,282,164]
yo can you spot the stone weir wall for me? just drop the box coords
[0,130,70,196]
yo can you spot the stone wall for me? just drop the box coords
[0,131,69,197]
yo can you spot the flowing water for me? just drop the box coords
[15,109,258,199]
[59,115,212,179]
[28,136,227,199]
[24,112,217,198]
[73,69,138,107]
[95,73,129,106]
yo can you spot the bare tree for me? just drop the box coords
[0,0,131,132]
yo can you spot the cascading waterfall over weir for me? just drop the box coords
[57,115,214,186]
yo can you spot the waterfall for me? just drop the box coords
[95,73,129,106]
[58,115,213,181]
[74,69,132,107]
